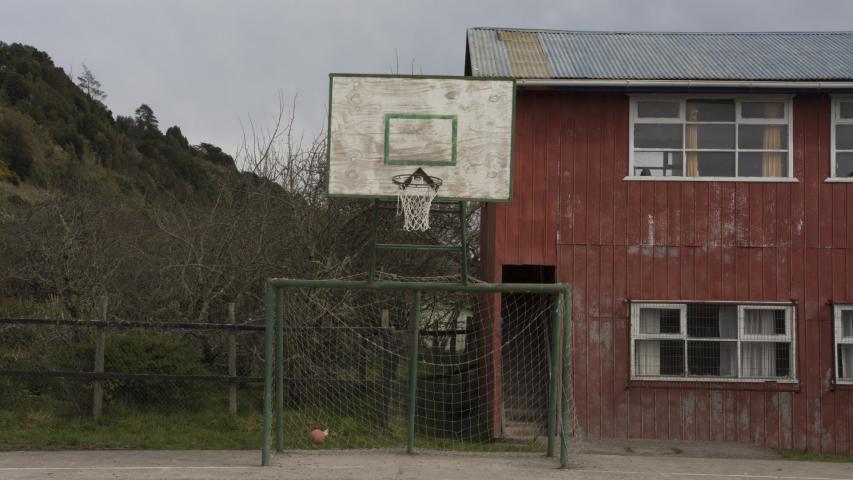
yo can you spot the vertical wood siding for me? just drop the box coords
[481,90,853,453]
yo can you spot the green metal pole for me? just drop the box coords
[368,200,379,283]
[459,201,468,284]
[407,290,422,454]
[275,288,284,452]
[267,278,571,294]
[546,295,560,457]
[261,282,275,466]
[560,286,572,468]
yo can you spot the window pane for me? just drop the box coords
[688,152,735,177]
[738,152,788,177]
[634,124,682,149]
[836,125,853,150]
[839,344,853,380]
[688,124,735,149]
[741,342,790,378]
[836,152,853,178]
[738,125,788,150]
[743,309,786,336]
[840,101,853,119]
[741,101,785,119]
[635,340,684,376]
[842,310,853,337]
[687,304,737,338]
[686,99,735,122]
[637,101,680,118]
[639,307,680,334]
[687,341,737,377]
[633,151,684,176]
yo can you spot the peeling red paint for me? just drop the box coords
[481,91,853,453]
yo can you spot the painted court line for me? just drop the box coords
[0,464,376,471]
[0,465,849,480]
[577,469,853,480]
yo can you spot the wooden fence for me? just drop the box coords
[0,300,264,419]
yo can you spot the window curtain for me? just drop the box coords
[637,309,661,375]
[719,342,737,376]
[639,309,661,334]
[742,310,777,377]
[744,309,776,335]
[742,342,776,377]
[686,108,699,176]
[636,340,661,375]
[842,312,853,380]
[842,312,853,337]
[841,345,853,380]
[762,103,784,177]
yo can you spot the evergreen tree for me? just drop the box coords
[76,64,107,102]
[134,104,159,132]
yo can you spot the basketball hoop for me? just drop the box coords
[392,168,442,231]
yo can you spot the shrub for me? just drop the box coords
[98,333,212,410]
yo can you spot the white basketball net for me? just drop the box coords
[396,184,438,231]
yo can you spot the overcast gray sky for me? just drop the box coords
[3,0,853,159]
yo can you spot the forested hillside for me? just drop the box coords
[0,42,238,201]
[0,42,474,323]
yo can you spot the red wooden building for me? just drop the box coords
[468,28,853,453]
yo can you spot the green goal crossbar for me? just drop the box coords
[261,278,572,468]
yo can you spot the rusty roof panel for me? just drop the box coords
[467,28,853,80]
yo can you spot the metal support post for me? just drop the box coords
[228,303,237,415]
[459,201,468,284]
[547,295,561,457]
[406,290,422,454]
[261,283,275,466]
[368,200,379,282]
[92,296,108,420]
[560,286,572,468]
[275,288,284,452]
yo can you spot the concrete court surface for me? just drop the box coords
[1,447,852,480]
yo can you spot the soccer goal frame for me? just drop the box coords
[260,278,572,467]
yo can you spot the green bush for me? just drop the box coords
[98,333,211,410]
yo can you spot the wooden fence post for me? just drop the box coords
[228,302,237,415]
[92,296,107,420]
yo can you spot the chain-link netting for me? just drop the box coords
[275,285,578,457]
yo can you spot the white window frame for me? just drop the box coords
[629,301,797,383]
[627,95,796,182]
[833,304,853,384]
[828,96,853,182]
[630,303,687,379]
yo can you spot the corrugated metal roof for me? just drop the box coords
[467,28,853,81]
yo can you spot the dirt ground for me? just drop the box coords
[1,442,851,480]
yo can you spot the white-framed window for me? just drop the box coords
[834,304,853,384]
[830,97,853,181]
[630,302,796,382]
[628,96,794,181]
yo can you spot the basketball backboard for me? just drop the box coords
[326,74,515,201]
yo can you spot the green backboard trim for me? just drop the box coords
[383,113,457,166]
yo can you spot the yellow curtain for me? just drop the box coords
[686,106,699,176]
[761,103,784,177]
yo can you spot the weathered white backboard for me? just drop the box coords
[327,74,515,201]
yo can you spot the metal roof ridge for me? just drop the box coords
[467,27,853,36]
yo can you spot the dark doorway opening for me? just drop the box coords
[499,264,555,439]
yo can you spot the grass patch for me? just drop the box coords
[0,405,544,453]
[778,449,853,463]
[0,409,264,451]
